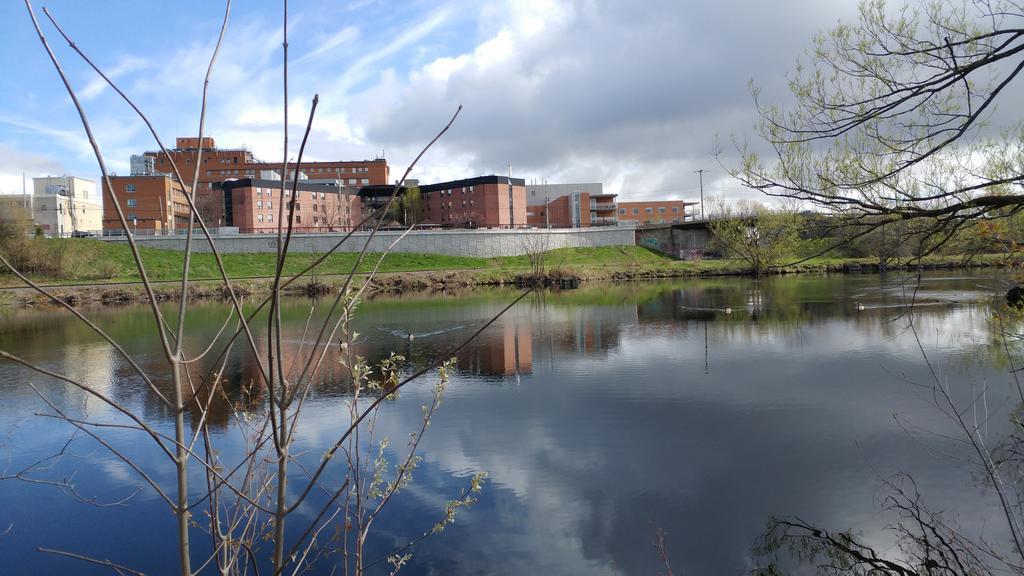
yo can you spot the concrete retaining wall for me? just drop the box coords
[635,225,711,259]
[100,226,636,257]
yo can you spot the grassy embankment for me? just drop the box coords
[0,238,1009,306]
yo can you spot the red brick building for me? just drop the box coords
[419,176,527,228]
[526,191,618,228]
[102,175,191,234]
[142,137,388,225]
[617,200,695,225]
[524,183,617,228]
[218,178,363,233]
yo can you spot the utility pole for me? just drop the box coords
[543,179,548,228]
[695,169,706,220]
[508,163,514,228]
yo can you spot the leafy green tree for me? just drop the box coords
[389,185,424,226]
[709,200,801,275]
[735,4,1024,574]
[732,0,1024,255]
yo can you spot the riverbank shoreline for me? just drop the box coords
[0,255,1010,309]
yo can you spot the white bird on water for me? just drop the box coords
[854,302,865,311]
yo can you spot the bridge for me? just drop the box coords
[635,220,714,259]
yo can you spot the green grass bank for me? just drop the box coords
[0,238,1010,308]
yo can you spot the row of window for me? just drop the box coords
[255,213,333,225]
[429,199,475,209]
[424,186,474,198]
[202,168,373,177]
[619,206,681,216]
[254,200,337,213]
[255,189,336,199]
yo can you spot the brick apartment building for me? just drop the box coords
[617,200,696,225]
[102,175,191,234]
[140,137,389,224]
[218,178,363,233]
[419,176,527,228]
[524,187,618,227]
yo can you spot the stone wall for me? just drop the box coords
[100,226,636,257]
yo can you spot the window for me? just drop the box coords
[127,213,137,220]
[268,214,273,223]
[126,184,137,193]
[267,201,272,210]
[645,208,653,214]
[257,200,263,209]
[632,208,640,215]
[257,188,263,197]
[257,214,264,222]
[658,207,666,213]
[672,206,679,212]
[348,179,357,185]
[469,186,474,192]
[619,208,626,215]
[361,178,369,185]
[320,192,325,199]
[312,204,318,212]
[127,199,137,207]
[296,215,302,224]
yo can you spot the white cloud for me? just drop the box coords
[79,55,149,101]
[295,25,360,64]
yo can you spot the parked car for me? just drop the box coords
[70,230,95,238]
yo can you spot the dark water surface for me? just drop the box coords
[0,271,1018,574]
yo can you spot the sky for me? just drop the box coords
[0,0,869,204]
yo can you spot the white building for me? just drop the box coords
[25,176,103,236]
[33,175,97,201]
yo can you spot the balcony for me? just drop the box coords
[589,201,617,211]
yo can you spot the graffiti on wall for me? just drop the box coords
[640,236,667,252]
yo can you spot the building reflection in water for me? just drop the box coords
[458,322,533,377]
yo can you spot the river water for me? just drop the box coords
[0,271,1018,574]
